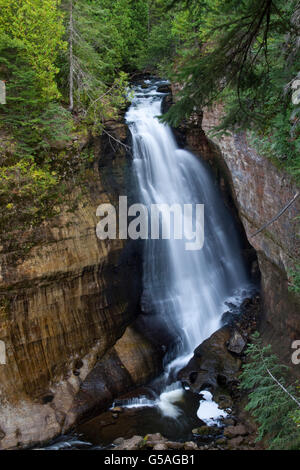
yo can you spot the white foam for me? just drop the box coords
[197,391,228,426]
[157,388,184,418]
[119,385,184,419]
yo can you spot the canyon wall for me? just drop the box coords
[184,104,300,374]
[0,122,161,449]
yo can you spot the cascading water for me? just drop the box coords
[119,79,252,419]
[40,80,255,449]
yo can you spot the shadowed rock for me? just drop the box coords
[177,326,241,393]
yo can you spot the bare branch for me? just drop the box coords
[251,192,299,237]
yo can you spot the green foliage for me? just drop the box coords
[0,159,62,230]
[240,332,300,450]
[288,264,300,293]
[0,0,66,100]
[161,0,300,183]
[0,0,147,236]
[137,16,176,72]
[0,33,73,154]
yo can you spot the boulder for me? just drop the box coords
[165,441,184,449]
[227,436,244,449]
[157,84,171,93]
[153,443,168,450]
[224,424,248,438]
[227,330,246,354]
[192,425,220,436]
[222,418,236,426]
[216,394,233,410]
[115,435,144,450]
[215,437,227,446]
[178,326,241,393]
[144,433,166,447]
[184,441,198,450]
[113,437,125,446]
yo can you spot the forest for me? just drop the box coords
[0,1,299,228]
[0,0,300,453]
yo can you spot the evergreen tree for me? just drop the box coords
[160,0,300,182]
[240,332,300,450]
[0,0,66,100]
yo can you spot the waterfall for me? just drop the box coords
[122,79,251,416]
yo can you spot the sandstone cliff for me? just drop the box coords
[185,104,300,373]
[0,123,161,449]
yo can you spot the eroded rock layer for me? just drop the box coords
[185,104,300,371]
[0,125,160,449]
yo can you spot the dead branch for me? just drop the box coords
[251,192,299,238]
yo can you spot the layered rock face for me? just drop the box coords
[185,104,300,373]
[0,124,161,449]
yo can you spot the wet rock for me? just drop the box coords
[113,437,125,446]
[178,326,241,393]
[222,418,236,426]
[215,437,227,446]
[240,298,252,310]
[165,441,184,449]
[146,433,165,442]
[227,436,244,449]
[73,326,163,424]
[115,435,144,450]
[221,310,237,326]
[153,443,168,450]
[224,424,248,438]
[216,394,233,410]
[184,441,198,450]
[157,84,171,93]
[162,94,173,114]
[192,425,220,436]
[144,433,166,447]
[227,330,246,354]
[200,444,209,450]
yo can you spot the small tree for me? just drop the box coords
[240,332,300,450]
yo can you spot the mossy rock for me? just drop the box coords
[192,425,220,436]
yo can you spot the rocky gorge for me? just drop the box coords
[0,117,162,449]
[0,80,299,450]
[185,102,300,374]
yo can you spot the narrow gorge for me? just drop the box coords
[0,77,298,451]
[0,0,299,454]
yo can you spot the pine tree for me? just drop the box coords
[0,0,66,100]
[60,0,130,128]
[240,332,300,450]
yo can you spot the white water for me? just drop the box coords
[197,391,228,426]
[123,79,251,418]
